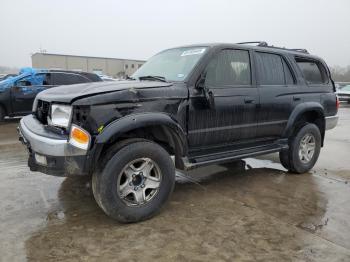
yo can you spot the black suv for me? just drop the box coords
[0,69,101,121]
[18,43,339,222]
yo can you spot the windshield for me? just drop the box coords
[132,47,208,82]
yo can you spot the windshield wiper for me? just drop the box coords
[138,75,168,82]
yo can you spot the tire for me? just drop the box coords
[92,139,175,223]
[279,123,321,174]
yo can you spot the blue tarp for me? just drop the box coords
[0,67,48,91]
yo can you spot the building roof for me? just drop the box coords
[31,52,146,63]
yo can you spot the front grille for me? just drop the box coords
[36,100,50,125]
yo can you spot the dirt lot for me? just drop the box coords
[1,106,350,262]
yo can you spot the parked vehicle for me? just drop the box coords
[18,42,338,223]
[0,68,102,120]
[0,73,17,81]
[336,85,350,103]
[0,74,6,81]
[98,74,117,81]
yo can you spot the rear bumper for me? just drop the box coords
[325,115,338,130]
[337,95,350,102]
[18,115,90,176]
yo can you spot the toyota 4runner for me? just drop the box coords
[18,42,339,223]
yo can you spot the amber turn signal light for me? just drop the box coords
[69,125,90,150]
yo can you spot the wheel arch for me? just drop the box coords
[283,102,325,146]
[93,113,188,170]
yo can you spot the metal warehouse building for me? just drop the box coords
[31,53,145,78]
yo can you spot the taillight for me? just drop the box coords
[336,96,340,110]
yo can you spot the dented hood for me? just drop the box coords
[36,80,173,103]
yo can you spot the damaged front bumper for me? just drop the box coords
[18,115,90,176]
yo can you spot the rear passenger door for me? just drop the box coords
[254,52,301,139]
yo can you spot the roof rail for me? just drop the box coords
[237,41,268,47]
[288,48,309,54]
[237,41,309,54]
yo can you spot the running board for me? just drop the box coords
[183,142,288,170]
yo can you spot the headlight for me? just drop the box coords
[49,104,72,128]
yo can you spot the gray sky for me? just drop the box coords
[1,0,349,68]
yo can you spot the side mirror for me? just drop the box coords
[195,74,215,108]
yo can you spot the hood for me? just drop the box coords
[36,80,173,103]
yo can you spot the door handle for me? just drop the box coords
[293,96,301,101]
[244,98,255,104]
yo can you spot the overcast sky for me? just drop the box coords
[0,0,349,68]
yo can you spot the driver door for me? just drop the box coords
[11,73,51,114]
[188,49,259,149]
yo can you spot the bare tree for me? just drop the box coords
[330,66,350,82]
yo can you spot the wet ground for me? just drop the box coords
[1,106,350,262]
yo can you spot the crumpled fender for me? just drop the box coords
[93,113,188,166]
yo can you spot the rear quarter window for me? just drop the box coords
[295,57,329,85]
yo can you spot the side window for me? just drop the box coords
[16,73,47,87]
[295,58,329,84]
[32,74,49,86]
[51,73,90,85]
[205,49,251,87]
[256,52,285,85]
[16,76,33,87]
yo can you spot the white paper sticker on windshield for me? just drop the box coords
[181,48,206,57]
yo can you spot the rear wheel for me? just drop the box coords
[279,123,321,174]
[92,139,175,223]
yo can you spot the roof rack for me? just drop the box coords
[237,41,268,47]
[237,41,309,54]
[288,48,309,54]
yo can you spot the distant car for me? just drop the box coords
[98,74,117,81]
[336,85,350,103]
[0,68,102,121]
[0,74,17,81]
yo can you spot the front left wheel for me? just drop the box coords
[92,139,175,223]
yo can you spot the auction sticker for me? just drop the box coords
[181,48,206,56]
